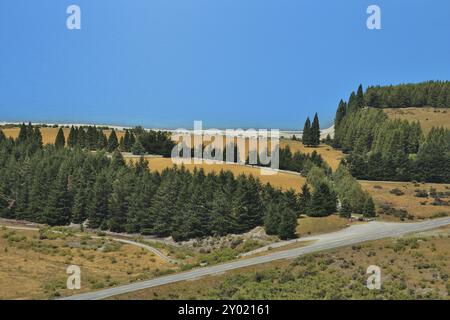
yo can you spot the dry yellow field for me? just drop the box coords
[280,139,345,171]
[1,127,125,145]
[0,226,173,299]
[171,135,345,172]
[360,181,450,219]
[128,156,307,192]
[384,107,450,134]
[296,215,351,237]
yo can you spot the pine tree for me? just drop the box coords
[77,128,86,148]
[131,140,145,155]
[86,126,97,150]
[99,133,108,150]
[298,183,311,215]
[129,131,136,148]
[26,122,34,141]
[277,205,297,240]
[87,171,111,229]
[111,150,126,170]
[119,136,125,151]
[17,123,28,143]
[185,184,212,238]
[310,113,321,147]
[209,188,234,236]
[107,129,119,152]
[347,92,357,113]
[54,128,66,148]
[67,126,77,148]
[302,117,311,146]
[33,127,43,148]
[308,182,337,217]
[71,168,89,224]
[284,189,299,213]
[232,176,264,233]
[339,199,352,218]
[362,197,376,217]
[123,130,131,151]
[264,203,280,235]
[150,177,178,237]
[108,169,132,232]
[356,84,365,108]
[335,99,347,128]
[44,164,72,225]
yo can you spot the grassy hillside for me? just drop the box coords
[280,139,344,171]
[360,181,450,220]
[383,107,450,134]
[111,226,450,300]
[126,156,307,192]
[0,226,174,299]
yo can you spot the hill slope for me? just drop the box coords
[383,107,450,134]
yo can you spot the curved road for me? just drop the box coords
[1,224,177,264]
[62,217,450,300]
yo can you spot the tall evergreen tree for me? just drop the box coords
[339,199,352,218]
[264,203,280,235]
[347,92,358,113]
[298,183,311,215]
[108,169,132,232]
[335,99,347,128]
[131,140,145,155]
[356,84,365,108]
[362,197,376,217]
[123,130,131,151]
[107,129,119,152]
[77,128,86,148]
[150,177,178,237]
[67,126,77,148]
[310,113,321,147]
[87,171,111,229]
[232,176,264,233]
[44,164,72,225]
[307,182,337,217]
[33,127,43,148]
[277,205,297,240]
[209,188,234,236]
[54,128,66,148]
[302,117,311,146]
[17,123,28,143]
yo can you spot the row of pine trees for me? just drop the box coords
[16,122,174,156]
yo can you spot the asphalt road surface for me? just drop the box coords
[62,217,450,300]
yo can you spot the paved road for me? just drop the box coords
[103,237,178,264]
[62,217,450,300]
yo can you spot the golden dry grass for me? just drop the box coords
[127,156,307,192]
[360,181,450,219]
[384,107,450,134]
[296,215,351,237]
[280,139,345,171]
[1,127,124,146]
[0,226,173,299]
[171,135,344,172]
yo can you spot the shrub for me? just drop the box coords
[430,198,449,206]
[414,189,429,198]
[389,188,405,196]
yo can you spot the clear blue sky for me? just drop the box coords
[1,0,449,129]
